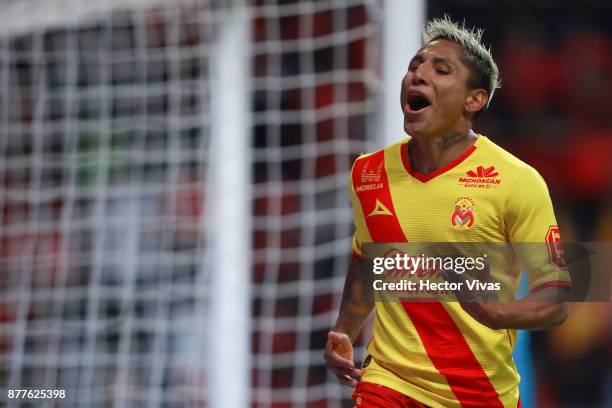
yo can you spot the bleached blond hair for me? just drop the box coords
[422,16,501,110]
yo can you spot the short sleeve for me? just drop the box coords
[504,166,571,291]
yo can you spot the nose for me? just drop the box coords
[411,63,428,86]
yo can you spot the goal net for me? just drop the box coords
[250,1,381,407]
[0,0,386,406]
[0,2,215,407]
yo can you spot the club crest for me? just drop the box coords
[452,196,475,229]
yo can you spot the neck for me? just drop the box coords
[409,129,478,174]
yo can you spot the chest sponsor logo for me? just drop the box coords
[459,165,501,189]
[546,225,567,268]
[367,199,393,218]
[355,182,383,192]
[451,196,475,228]
[356,160,384,192]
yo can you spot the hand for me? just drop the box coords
[324,331,362,387]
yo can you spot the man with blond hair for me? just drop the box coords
[325,17,570,408]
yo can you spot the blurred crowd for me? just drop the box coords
[484,29,611,242]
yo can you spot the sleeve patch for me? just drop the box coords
[545,226,567,269]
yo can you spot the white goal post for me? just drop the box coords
[381,0,424,146]
[208,2,252,408]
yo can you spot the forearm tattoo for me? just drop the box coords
[335,256,374,341]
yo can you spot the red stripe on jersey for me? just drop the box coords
[401,302,504,407]
[352,381,429,408]
[352,150,404,242]
[352,149,504,408]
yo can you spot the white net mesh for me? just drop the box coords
[250,1,381,407]
[0,0,383,406]
[0,2,215,407]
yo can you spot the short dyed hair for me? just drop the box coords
[422,16,501,111]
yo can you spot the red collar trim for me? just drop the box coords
[401,142,477,183]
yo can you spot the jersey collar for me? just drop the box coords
[401,137,479,183]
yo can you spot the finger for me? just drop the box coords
[336,374,352,386]
[328,331,350,345]
[325,350,355,368]
[326,362,362,379]
[325,361,354,376]
[324,348,355,368]
[328,332,353,356]
[336,374,358,388]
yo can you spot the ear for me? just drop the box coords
[464,89,488,116]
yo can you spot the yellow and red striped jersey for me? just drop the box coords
[349,135,570,408]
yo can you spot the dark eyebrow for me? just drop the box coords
[409,54,424,66]
[409,54,456,70]
[432,56,454,69]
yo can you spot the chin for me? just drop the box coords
[403,112,435,138]
[404,121,426,138]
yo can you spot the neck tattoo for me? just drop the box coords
[437,131,467,151]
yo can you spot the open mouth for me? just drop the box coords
[407,92,431,112]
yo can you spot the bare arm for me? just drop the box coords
[325,254,375,387]
[459,286,570,330]
[334,254,375,341]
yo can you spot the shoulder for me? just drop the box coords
[477,135,548,187]
[350,137,408,189]
[352,137,409,166]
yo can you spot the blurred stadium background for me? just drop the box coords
[0,0,610,407]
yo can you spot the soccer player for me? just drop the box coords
[324,17,571,408]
